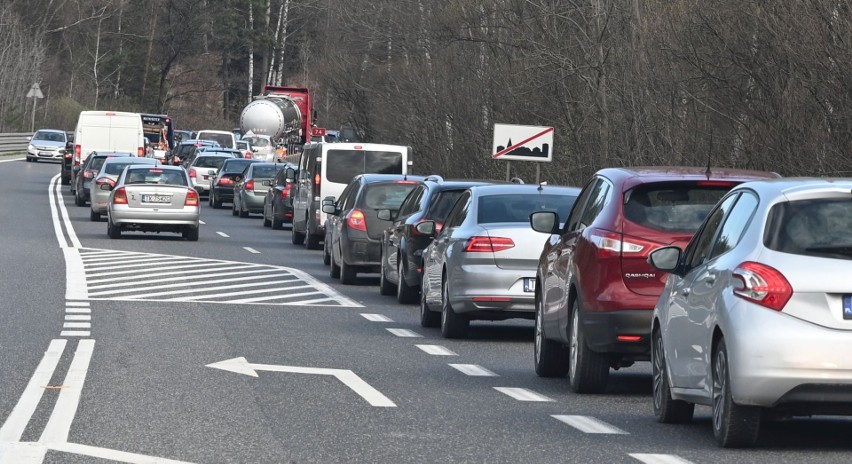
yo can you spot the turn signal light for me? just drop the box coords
[112,187,128,204]
[346,209,367,232]
[733,262,792,311]
[464,236,514,253]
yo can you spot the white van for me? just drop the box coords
[195,130,236,149]
[289,142,413,249]
[72,111,145,191]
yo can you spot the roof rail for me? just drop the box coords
[424,174,444,183]
[510,177,525,184]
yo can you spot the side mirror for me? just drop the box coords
[415,220,436,236]
[321,204,337,214]
[530,211,559,234]
[321,196,335,207]
[72,166,81,173]
[377,209,392,221]
[648,246,683,275]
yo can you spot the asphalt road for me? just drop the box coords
[1,158,852,463]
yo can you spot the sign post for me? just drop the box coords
[492,123,554,183]
[26,83,44,133]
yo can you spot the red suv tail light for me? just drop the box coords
[137,147,145,157]
[346,209,367,232]
[112,187,128,204]
[245,151,252,159]
[464,236,515,253]
[185,189,199,206]
[74,145,82,165]
[732,262,792,311]
[589,229,660,258]
[282,183,291,198]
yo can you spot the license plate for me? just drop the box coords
[38,151,53,156]
[844,295,852,320]
[523,278,536,293]
[141,194,171,204]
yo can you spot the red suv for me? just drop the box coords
[530,167,779,393]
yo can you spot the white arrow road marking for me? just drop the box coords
[415,345,457,356]
[361,313,393,322]
[449,364,497,376]
[629,454,695,464]
[551,415,628,434]
[386,328,422,337]
[0,340,67,441]
[493,387,554,402]
[206,357,396,407]
[39,340,95,443]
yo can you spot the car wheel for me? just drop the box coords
[322,239,331,266]
[208,193,213,207]
[61,175,71,186]
[652,328,695,423]
[396,258,418,304]
[75,190,86,207]
[31,157,38,163]
[291,224,306,245]
[533,291,570,378]
[262,208,272,227]
[231,200,238,216]
[420,279,440,328]
[379,252,396,296]
[271,209,284,230]
[26,156,32,162]
[183,227,200,242]
[712,338,761,448]
[89,209,100,222]
[305,233,321,250]
[340,258,357,285]
[238,200,249,218]
[441,276,468,338]
[329,251,341,279]
[568,297,610,393]
[212,192,222,209]
[107,220,121,239]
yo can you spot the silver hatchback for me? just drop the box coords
[649,178,852,447]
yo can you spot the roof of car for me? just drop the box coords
[466,184,582,196]
[126,163,181,170]
[89,152,133,157]
[355,174,426,184]
[595,166,780,191]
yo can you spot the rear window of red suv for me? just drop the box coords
[623,182,734,233]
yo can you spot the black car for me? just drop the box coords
[60,140,74,185]
[209,158,258,208]
[378,178,494,303]
[262,163,298,229]
[168,140,218,166]
[324,174,425,284]
[73,152,133,206]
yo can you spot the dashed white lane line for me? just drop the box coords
[199,220,206,225]
[243,247,260,254]
[64,315,91,321]
[361,313,393,322]
[59,331,90,337]
[630,454,695,464]
[415,345,457,356]
[449,364,497,376]
[551,415,628,434]
[493,387,555,402]
[216,231,229,238]
[386,328,422,338]
[39,340,95,443]
[0,340,66,441]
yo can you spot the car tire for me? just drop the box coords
[238,200,250,218]
[712,338,761,448]
[263,209,272,227]
[212,192,223,209]
[340,258,357,284]
[291,225,306,245]
[89,209,100,222]
[534,291,570,378]
[26,156,32,162]
[420,281,440,328]
[61,175,71,186]
[322,239,331,266]
[271,209,284,230]
[329,252,341,279]
[568,297,610,393]
[441,276,468,338]
[75,190,86,207]
[379,252,395,296]
[305,233,321,250]
[183,227,200,242]
[652,328,695,423]
[396,258,418,304]
[107,220,121,239]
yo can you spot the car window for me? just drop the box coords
[708,192,758,260]
[426,189,466,221]
[442,191,471,231]
[579,179,611,228]
[565,178,599,232]
[325,150,403,184]
[125,168,187,186]
[252,165,284,178]
[104,162,141,175]
[477,193,578,224]
[194,157,228,169]
[337,182,358,211]
[397,186,426,218]
[362,182,420,210]
[686,193,739,269]
[765,197,852,260]
[222,160,254,174]
[624,182,733,233]
[198,133,233,149]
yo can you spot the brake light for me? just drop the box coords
[95,177,115,187]
[189,170,196,178]
[245,151,252,159]
[83,170,96,179]
[185,189,199,206]
[464,236,515,253]
[395,180,417,184]
[282,183,291,198]
[346,209,367,232]
[617,335,642,342]
[732,262,792,311]
[112,187,128,204]
[218,177,234,186]
[314,173,321,191]
[74,145,81,165]
[246,179,255,192]
[137,147,144,157]
[589,229,660,258]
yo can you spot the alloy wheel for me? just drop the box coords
[713,349,727,432]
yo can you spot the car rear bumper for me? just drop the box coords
[341,236,382,269]
[110,207,199,227]
[242,193,266,212]
[582,309,652,359]
[449,265,536,315]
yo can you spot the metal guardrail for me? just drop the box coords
[0,132,31,154]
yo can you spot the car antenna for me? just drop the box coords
[705,130,713,180]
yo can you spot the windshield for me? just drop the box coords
[104,161,155,175]
[33,131,65,143]
[251,165,286,178]
[326,150,403,184]
[427,190,465,221]
[245,137,271,148]
[478,193,577,224]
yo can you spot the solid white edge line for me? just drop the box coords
[54,174,80,248]
[64,302,90,307]
[386,328,422,338]
[0,157,24,163]
[39,340,95,443]
[216,231,230,237]
[551,415,628,434]
[48,175,66,248]
[449,364,497,376]
[243,247,260,254]
[493,387,554,402]
[64,248,87,300]
[0,340,67,441]
[415,345,458,356]
[360,313,393,322]
[629,454,695,464]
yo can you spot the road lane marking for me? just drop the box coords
[0,157,23,163]
[50,175,81,249]
[386,328,422,337]
[493,387,554,402]
[59,331,91,337]
[0,340,67,441]
[551,415,628,434]
[416,345,457,356]
[87,267,271,287]
[64,248,87,300]
[89,278,302,298]
[199,220,206,225]
[65,302,90,307]
[39,340,95,443]
[64,315,91,321]
[62,322,91,329]
[449,364,497,376]
[228,291,325,304]
[216,231,229,237]
[361,313,393,322]
[64,307,91,314]
[243,247,260,254]
[46,442,195,463]
[630,454,695,464]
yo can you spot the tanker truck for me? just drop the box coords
[239,86,313,160]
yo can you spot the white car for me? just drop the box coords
[26,129,68,162]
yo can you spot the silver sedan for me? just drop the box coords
[89,157,159,221]
[106,165,201,241]
[420,184,580,338]
[649,178,852,448]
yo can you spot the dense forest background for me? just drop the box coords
[2,0,852,184]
